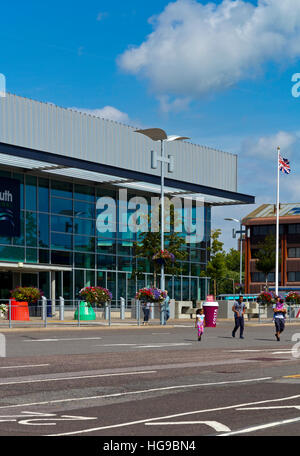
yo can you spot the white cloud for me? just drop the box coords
[242,131,299,159]
[118,0,300,98]
[69,106,131,124]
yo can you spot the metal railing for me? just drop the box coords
[0,298,169,328]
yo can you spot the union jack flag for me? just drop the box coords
[279,154,291,174]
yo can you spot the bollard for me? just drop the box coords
[160,300,165,326]
[150,303,154,320]
[78,301,81,327]
[108,303,111,327]
[59,297,64,321]
[120,297,125,320]
[136,300,140,326]
[8,299,12,329]
[42,296,47,328]
[105,302,109,321]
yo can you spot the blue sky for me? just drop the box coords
[1,0,300,250]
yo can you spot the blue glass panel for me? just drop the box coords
[38,178,49,213]
[0,245,25,262]
[25,175,37,211]
[74,200,95,219]
[51,197,73,216]
[75,253,95,269]
[51,233,72,250]
[26,211,37,247]
[74,218,95,235]
[39,213,49,247]
[74,235,95,252]
[51,215,73,233]
[26,248,38,263]
[74,184,95,202]
[118,256,132,272]
[51,250,72,265]
[51,180,73,199]
[97,254,116,270]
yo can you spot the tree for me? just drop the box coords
[202,229,227,297]
[133,205,188,287]
[202,230,244,296]
[254,233,277,291]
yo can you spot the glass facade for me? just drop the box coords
[0,168,211,304]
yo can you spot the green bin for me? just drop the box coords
[74,301,96,321]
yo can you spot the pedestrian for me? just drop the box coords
[232,295,245,339]
[195,308,205,341]
[142,301,151,325]
[164,294,170,325]
[273,297,287,341]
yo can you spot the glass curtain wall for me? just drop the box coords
[0,168,210,305]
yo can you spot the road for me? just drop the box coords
[0,321,299,440]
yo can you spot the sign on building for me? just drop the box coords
[0,177,20,237]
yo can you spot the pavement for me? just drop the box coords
[0,320,299,442]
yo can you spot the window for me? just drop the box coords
[288,247,300,258]
[51,180,73,199]
[51,197,73,216]
[51,215,73,233]
[288,224,300,234]
[288,271,300,282]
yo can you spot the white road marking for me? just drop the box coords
[0,411,97,426]
[95,344,138,347]
[145,421,231,432]
[50,386,300,437]
[221,416,300,436]
[0,370,157,386]
[25,337,103,342]
[271,351,293,355]
[137,343,192,348]
[0,364,49,369]
[0,377,272,413]
[236,405,300,410]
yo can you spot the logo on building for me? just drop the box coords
[0,178,20,237]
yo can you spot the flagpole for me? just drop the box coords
[275,146,280,296]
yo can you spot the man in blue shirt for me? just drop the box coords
[232,296,246,339]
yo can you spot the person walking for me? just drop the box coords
[195,308,205,341]
[232,296,245,339]
[142,301,151,325]
[273,297,287,341]
[163,294,170,325]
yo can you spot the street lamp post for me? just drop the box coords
[135,129,190,324]
[224,218,246,295]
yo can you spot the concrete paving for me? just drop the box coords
[0,321,299,439]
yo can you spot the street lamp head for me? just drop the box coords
[135,128,167,141]
[166,135,190,142]
[135,129,189,143]
[224,217,240,223]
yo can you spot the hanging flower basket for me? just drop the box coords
[79,286,112,307]
[152,250,175,266]
[135,287,167,303]
[257,291,276,305]
[11,287,43,304]
[285,291,300,304]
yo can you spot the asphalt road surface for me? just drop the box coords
[0,321,300,440]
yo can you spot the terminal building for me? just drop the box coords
[0,93,254,306]
[243,204,300,294]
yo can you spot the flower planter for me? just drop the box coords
[9,299,30,321]
[74,301,96,321]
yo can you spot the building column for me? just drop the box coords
[12,272,21,289]
[51,271,56,315]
